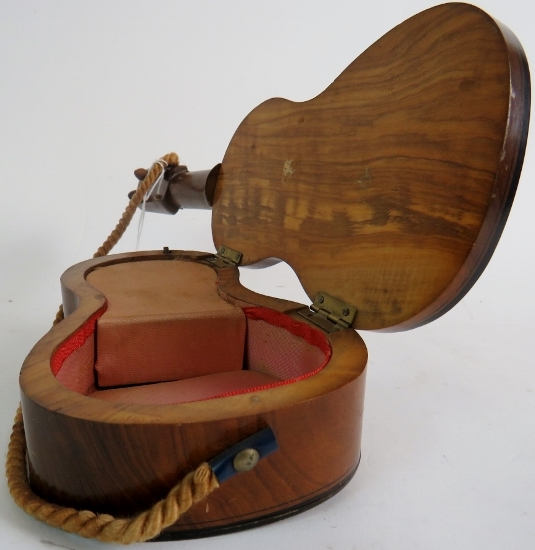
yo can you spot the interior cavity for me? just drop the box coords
[51,260,331,405]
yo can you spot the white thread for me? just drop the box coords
[136,160,168,251]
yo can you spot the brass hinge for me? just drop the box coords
[209,245,243,268]
[298,292,357,333]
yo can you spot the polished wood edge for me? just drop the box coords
[20,251,368,426]
[383,13,531,332]
[154,458,360,541]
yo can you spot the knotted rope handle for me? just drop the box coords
[7,153,221,543]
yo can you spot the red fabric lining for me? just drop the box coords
[51,306,107,376]
[51,304,331,402]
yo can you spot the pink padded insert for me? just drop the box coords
[89,308,332,405]
[86,261,246,387]
[244,315,329,379]
[91,370,279,405]
[51,260,333,405]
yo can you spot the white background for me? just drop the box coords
[1,1,534,549]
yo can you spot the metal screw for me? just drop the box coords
[233,448,260,472]
[318,295,324,304]
[221,247,226,254]
[342,308,350,316]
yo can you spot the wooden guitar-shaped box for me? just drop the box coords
[15,3,529,542]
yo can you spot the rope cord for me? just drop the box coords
[53,152,178,326]
[7,153,221,543]
[7,408,219,543]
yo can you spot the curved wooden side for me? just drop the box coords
[19,251,367,533]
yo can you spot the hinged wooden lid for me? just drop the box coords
[212,3,530,331]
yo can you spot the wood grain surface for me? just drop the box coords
[15,3,531,539]
[19,251,367,533]
[212,3,530,330]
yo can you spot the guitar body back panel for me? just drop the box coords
[213,3,530,330]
